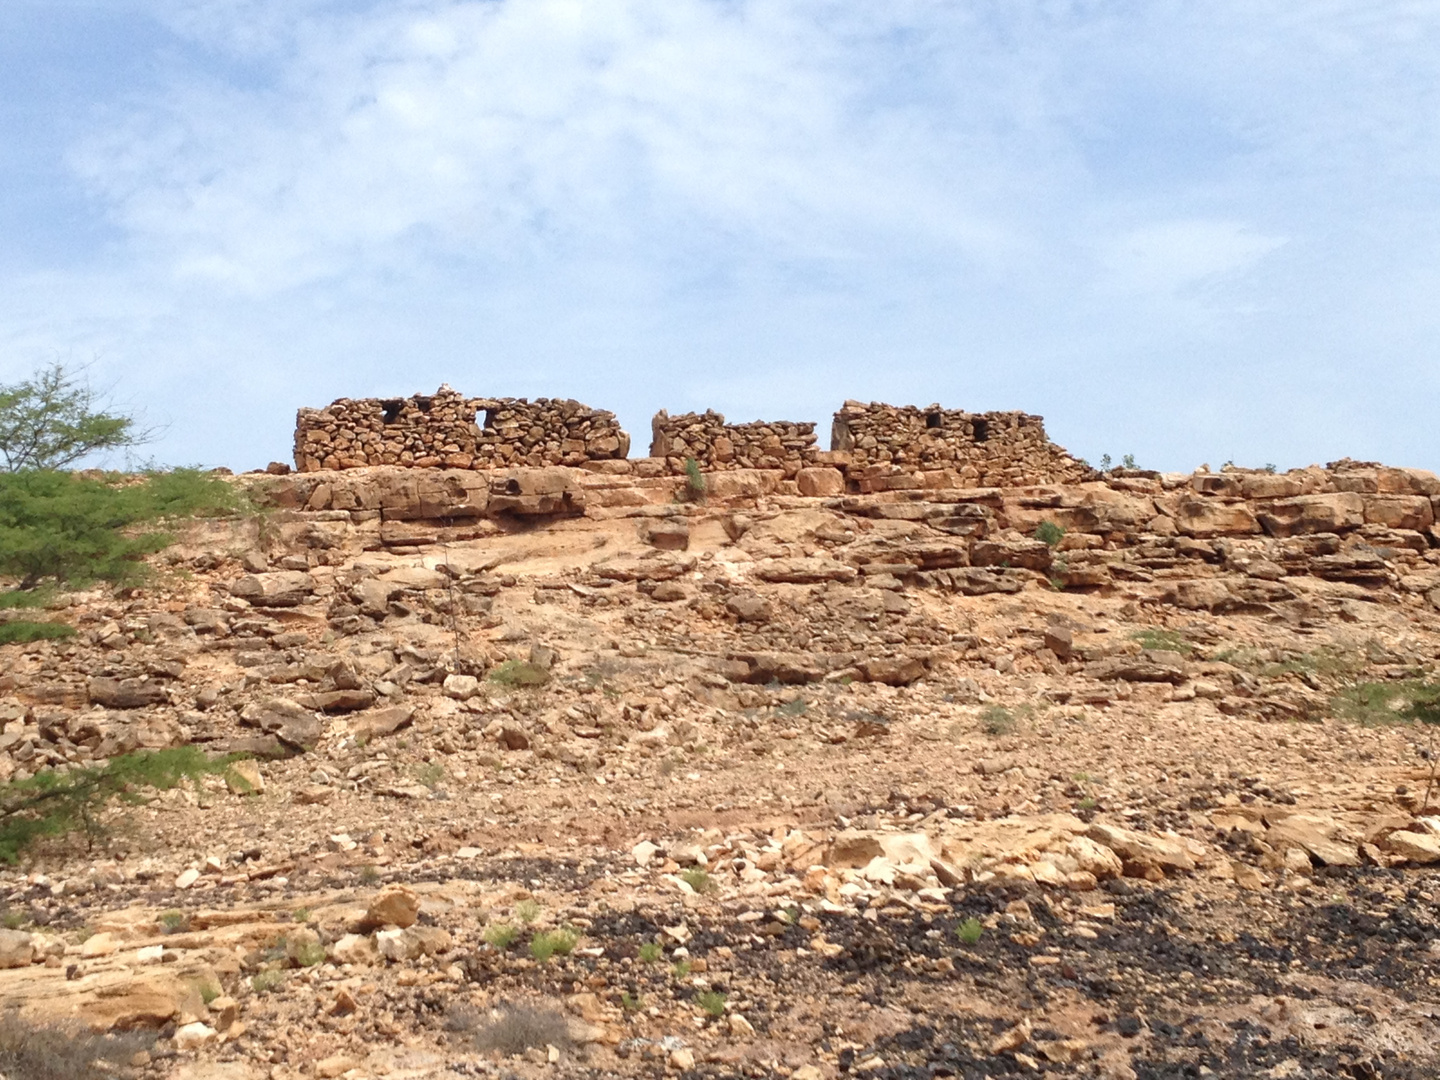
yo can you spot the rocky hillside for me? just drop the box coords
[2,458,1439,1080]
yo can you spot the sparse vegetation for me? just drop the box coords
[250,968,285,994]
[291,940,326,967]
[680,867,714,894]
[671,959,692,979]
[159,910,189,934]
[454,1001,573,1055]
[0,747,236,864]
[638,942,663,963]
[0,621,76,645]
[682,457,707,503]
[0,467,241,595]
[0,1010,154,1080]
[620,991,642,1013]
[1131,628,1192,655]
[358,865,380,885]
[488,660,550,688]
[1033,520,1065,547]
[980,705,1018,736]
[515,898,542,924]
[529,927,579,962]
[483,923,520,950]
[696,990,727,1017]
[956,917,984,944]
[412,762,445,789]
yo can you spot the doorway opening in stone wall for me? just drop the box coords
[925,410,942,429]
[381,400,402,424]
[972,417,990,442]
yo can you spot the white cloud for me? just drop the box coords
[1,0,1438,472]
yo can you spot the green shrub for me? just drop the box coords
[515,898,542,924]
[488,660,549,688]
[1131,628,1192,655]
[291,941,326,968]
[250,969,284,994]
[0,468,239,591]
[680,868,714,894]
[483,923,519,949]
[682,457,707,503]
[529,928,579,963]
[0,362,148,473]
[695,990,726,1017]
[0,747,235,864]
[956,917,984,945]
[0,621,75,645]
[159,910,189,934]
[638,942,663,963]
[980,705,1017,736]
[620,991,642,1013]
[1033,521,1065,547]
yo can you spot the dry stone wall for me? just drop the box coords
[648,410,820,477]
[293,386,628,472]
[830,401,1092,492]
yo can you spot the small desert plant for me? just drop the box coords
[620,991,642,1013]
[1033,520,1065,548]
[638,942,663,963]
[980,705,1017,736]
[680,868,714,894]
[682,457,707,503]
[250,968,285,994]
[671,959,692,979]
[412,762,444,789]
[159,910,189,934]
[0,910,24,931]
[484,923,520,950]
[291,940,326,967]
[456,1001,573,1055]
[515,898,542,924]
[0,1010,154,1080]
[776,697,808,717]
[696,990,727,1018]
[529,927,579,963]
[291,907,311,923]
[488,660,549,688]
[956,917,984,945]
[1131,628,1192,655]
[358,865,380,885]
[1121,453,1138,470]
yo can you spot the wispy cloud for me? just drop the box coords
[0,0,1438,471]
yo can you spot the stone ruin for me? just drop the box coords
[292,386,629,473]
[648,410,820,477]
[831,401,1093,492]
[293,388,1088,492]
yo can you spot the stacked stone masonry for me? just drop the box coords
[830,401,1093,492]
[648,410,820,477]
[293,386,629,473]
[294,389,1086,490]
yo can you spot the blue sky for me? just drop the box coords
[2,0,1439,472]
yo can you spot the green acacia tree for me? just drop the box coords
[0,362,150,472]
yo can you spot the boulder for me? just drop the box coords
[87,677,168,710]
[1257,493,1365,537]
[225,760,265,796]
[352,705,416,741]
[1170,497,1260,538]
[239,698,323,750]
[754,557,858,584]
[796,467,845,497]
[228,571,315,608]
[1382,830,1440,864]
[857,656,926,686]
[725,594,772,623]
[362,886,420,930]
[641,520,691,551]
[1087,823,1195,875]
[1363,495,1434,531]
[0,930,34,969]
[1265,813,1360,867]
